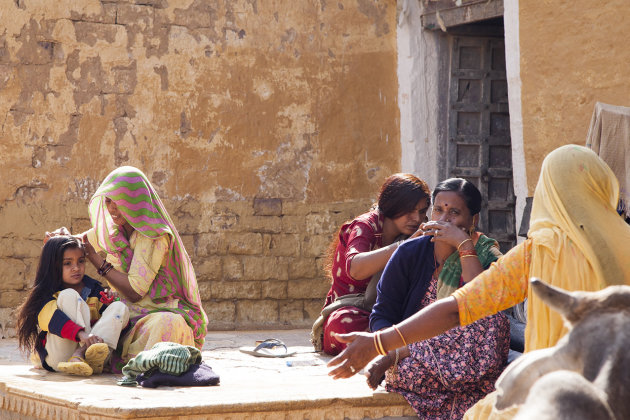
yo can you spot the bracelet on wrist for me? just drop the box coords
[459,249,478,257]
[457,238,473,251]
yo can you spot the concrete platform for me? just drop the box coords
[0,330,415,419]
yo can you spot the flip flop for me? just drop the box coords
[239,338,296,358]
[85,343,110,374]
[57,356,93,376]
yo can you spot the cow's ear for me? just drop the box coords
[530,278,581,322]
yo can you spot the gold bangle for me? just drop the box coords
[460,254,478,259]
[457,238,473,251]
[373,334,381,356]
[376,331,387,355]
[392,325,407,347]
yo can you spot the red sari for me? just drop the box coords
[323,210,384,355]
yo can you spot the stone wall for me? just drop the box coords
[519,0,630,193]
[0,0,400,336]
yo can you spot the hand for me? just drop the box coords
[81,234,97,261]
[44,227,71,244]
[408,229,424,240]
[104,289,118,300]
[327,332,379,379]
[366,354,394,390]
[99,289,119,304]
[419,221,469,248]
[77,331,104,347]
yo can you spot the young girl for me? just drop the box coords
[16,235,129,376]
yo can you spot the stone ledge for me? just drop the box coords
[0,330,415,420]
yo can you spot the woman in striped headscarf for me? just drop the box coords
[81,166,207,371]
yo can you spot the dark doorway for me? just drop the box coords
[445,19,516,253]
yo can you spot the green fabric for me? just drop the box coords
[436,235,500,300]
[118,342,202,386]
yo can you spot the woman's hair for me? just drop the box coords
[324,173,430,281]
[376,173,431,219]
[432,177,482,215]
[16,236,84,353]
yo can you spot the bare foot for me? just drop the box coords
[366,355,393,390]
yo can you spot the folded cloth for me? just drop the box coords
[118,342,202,386]
[136,362,220,388]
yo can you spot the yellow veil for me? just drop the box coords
[525,144,630,351]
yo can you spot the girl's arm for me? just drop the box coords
[348,242,403,280]
[347,226,423,280]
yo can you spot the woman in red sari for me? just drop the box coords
[317,174,431,355]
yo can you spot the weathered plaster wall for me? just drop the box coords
[519,0,630,193]
[397,0,445,189]
[0,0,400,335]
[503,0,526,239]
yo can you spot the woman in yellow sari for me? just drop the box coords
[328,145,630,419]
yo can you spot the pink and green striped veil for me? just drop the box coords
[89,166,207,348]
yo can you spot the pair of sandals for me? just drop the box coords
[239,338,296,358]
[57,343,110,376]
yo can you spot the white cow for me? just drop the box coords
[494,278,629,420]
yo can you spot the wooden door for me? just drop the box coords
[447,36,515,252]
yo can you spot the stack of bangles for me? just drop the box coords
[373,325,408,356]
[457,238,477,259]
[97,260,114,276]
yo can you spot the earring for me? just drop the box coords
[468,226,475,236]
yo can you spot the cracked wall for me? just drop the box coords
[0,0,399,334]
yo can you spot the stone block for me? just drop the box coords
[314,257,328,277]
[278,300,304,325]
[203,299,236,324]
[181,234,195,257]
[236,300,278,324]
[22,257,38,282]
[213,201,253,218]
[210,280,261,300]
[0,258,26,290]
[261,281,287,299]
[288,257,318,278]
[288,278,330,299]
[0,290,25,308]
[0,238,41,258]
[242,256,288,281]
[171,199,206,234]
[304,299,324,321]
[253,198,282,216]
[237,215,282,233]
[280,215,304,233]
[263,234,300,257]
[222,256,243,281]
[227,233,263,255]
[196,232,228,256]
[209,212,240,232]
[301,235,331,258]
[194,256,222,281]
[0,307,16,338]
[197,280,212,300]
[281,201,310,216]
